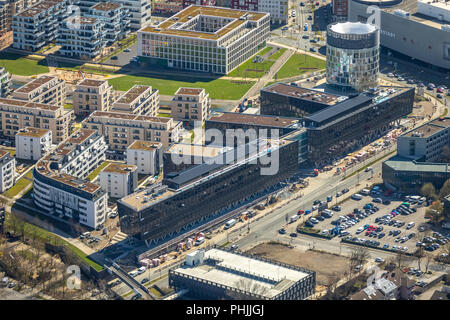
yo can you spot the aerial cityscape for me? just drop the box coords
[0,0,449,304]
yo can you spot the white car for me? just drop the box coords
[312,205,318,211]
[375,257,385,263]
[356,227,364,234]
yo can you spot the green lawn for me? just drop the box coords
[3,170,33,199]
[269,48,287,60]
[87,161,111,181]
[64,103,73,110]
[259,46,273,57]
[158,113,171,117]
[228,46,278,79]
[0,52,49,76]
[275,54,326,79]
[109,75,254,100]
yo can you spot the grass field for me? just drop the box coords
[3,170,33,199]
[0,52,49,76]
[87,161,111,181]
[269,48,287,60]
[109,75,254,100]
[275,54,326,79]
[228,46,279,79]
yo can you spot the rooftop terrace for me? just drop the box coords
[402,117,450,138]
[16,127,50,138]
[15,76,57,94]
[208,111,300,128]
[263,83,343,106]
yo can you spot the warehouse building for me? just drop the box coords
[15,127,52,160]
[117,138,298,245]
[33,129,108,229]
[397,117,450,162]
[348,0,450,71]
[12,75,65,107]
[169,248,316,300]
[137,5,270,74]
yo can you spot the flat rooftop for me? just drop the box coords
[115,85,152,105]
[77,79,106,87]
[402,117,450,138]
[102,163,136,174]
[0,98,60,111]
[89,111,171,123]
[119,187,174,211]
[15,76,57,94]
[128,140,162,151]
[140,5,267,40]
[16,127,50,138]
[91,2,121,11]
[165,143,226,158]
[262,83,342,105]
[16,0,63,18]
[384,155,450,173]
[175,87,204,96]
[207,111,300,128]
[173,248,312,299]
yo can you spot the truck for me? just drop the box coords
[290,215,299,223]
[224,219,237,229]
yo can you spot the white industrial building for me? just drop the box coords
[15,127,52,161]
[99,162,137,198]
[33,129,108,229]
[126,140,162,175]
[0,148,15,193]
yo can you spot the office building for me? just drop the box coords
[171,87,210,126]
[169,248,316,300]
[332,0,349,21]
[15,127,52,160]
[73,79,114,116]
[260,83,344,118]
[87,2,130,45]
[138,5,270,74]
[0,67,11,98]
[305,86,414,164]
[99,163,137,198]
[0,148,15,192]
[226,0,288,24]
[153,0,183,15]
[397,117,450,162]
[163,142,230,177]
[0,98,73,143]
[82,111,182,158]
[326,22,380,92]
[111,85,159,116]
[126,140,162,175]
[205,111,300,147]
[348,0,450,71]
[117,138,298,244]
[57,16,107,60]
[12,75,65,106]
[12,0,68,52]
[33,129,108,229]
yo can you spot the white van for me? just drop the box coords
[361,189,370,196]
[194,237,205,246]
[224,219,237,230]
[352,193,362,200]
[290,215,299,223]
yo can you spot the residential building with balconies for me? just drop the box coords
[99,162,137,198]
[73,78,114,117]
[111,85,159,116]
[0,148,15,192]
[15,127,52,160]
[0,67,11,98]
[171,87,210,126]
[12,75,65,106]
[87,2,130,45]
[126,140,162,175]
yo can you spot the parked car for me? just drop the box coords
[279,228,286,234]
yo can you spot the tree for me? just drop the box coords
[441,145,450,163]
[421,183,437,200]
[425,254,434,273]
[439,178,450,200]
[425,200,444,226]
[396,250,405,268]
[413,248,425,270]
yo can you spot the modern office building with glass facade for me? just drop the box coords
[326,22,380,92]
[137,5,270,74]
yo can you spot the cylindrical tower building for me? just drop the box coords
[326,22,380,92]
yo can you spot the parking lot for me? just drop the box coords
[297,187,449,254]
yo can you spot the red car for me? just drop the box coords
[437,87,444,93]
[298,210,305,215]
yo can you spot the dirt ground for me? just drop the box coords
[247,242,350,286]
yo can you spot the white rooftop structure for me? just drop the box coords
[329,21,377,34]
[174,248,311,299]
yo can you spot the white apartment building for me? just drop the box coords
[111,85,159,116]
[397,117,450,162]
[12,75,65,106]
[75,0,152,30]
[126,140,162,175]
[0,67,11,98]
[57,16,107,60]
[15,127,52,160]
[87,2,130,45]
[33,129,108,229]
[73,79,114,116]
[257,0,288,24]
[138,5,270,74]
[99,162,137,198]
[82,111,182,158]
[171,87,210,126]
[0,148,15,192]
